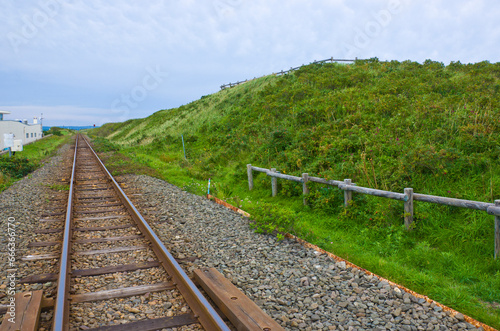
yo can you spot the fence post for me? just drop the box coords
[495,200,500,259]
[344,179,352,207]
[404,188,414,231]
[247,164,253,191]
[271,168,277,197]
[302,173,309,206]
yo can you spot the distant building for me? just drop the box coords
[0,110,43,150]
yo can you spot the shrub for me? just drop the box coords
[247,202,298,239]
[0,157,37,179]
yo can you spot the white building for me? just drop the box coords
[0,110,43,150]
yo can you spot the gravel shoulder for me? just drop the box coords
[0,144,73,329]
[122,174,487,331]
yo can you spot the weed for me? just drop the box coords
[48,184,70,191]
[247,202,298,239]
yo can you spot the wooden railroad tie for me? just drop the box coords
[0,290,44,331]
[194,267,284,331]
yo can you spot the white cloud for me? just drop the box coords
[1,0,499,126]
[0,105,146,127]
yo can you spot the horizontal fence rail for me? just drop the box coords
[413,193,493,211]
[220,57,359,90]
[339,184,408,202]
[246,164,500,259]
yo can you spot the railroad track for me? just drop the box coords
[3,135,231,330]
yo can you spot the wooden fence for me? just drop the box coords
[246,164,500,259]
[220,57,359,90]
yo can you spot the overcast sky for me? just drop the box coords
[1,0,499,127]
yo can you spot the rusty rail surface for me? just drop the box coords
[52,136,78,329]
[50,135,229,330]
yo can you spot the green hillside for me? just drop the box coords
[91,58,500,327]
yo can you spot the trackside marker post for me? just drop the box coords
[181,134,186,159]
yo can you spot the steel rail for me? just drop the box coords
[52,135,78,330]
[81,136,229,331]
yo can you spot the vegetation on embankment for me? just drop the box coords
[0,129,73,191]
[90,58,500,327]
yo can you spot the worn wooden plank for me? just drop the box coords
[43,208,65,212]
[0,290,43,331]
[207,195,251,218]
[194,268,284,331]
[486,205,500,217]
[74,245,148,256]
[75,224,134,232]
[34,228,63,234]
[75,208,126,215]
[413,193,492,211]
[20,273,57,284]
[71,282,175,303]
[76,185,108,188]
[75,202,122,208]
[28,241,60,248]
[73,261,160,277]
[266,171,302,183]
[74,235,143,244]
[41,212,65,217]
[22,253,59,261]
[39,218,64,223]
[84,314,198,331]
[21,261,161,284]
[76,196,116,201]
[339,183,407,201]
[76,187,112,191]
[250,166,269,173]
[74,215,129,221]
[307,176,343,187]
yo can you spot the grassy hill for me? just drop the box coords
[91,58,500,327]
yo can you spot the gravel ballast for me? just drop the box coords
[122,174,487,331]
[0,144,490,330]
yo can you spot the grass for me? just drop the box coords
[0,131,73,191]
[47,183,70,191]
[90,58,500,328]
